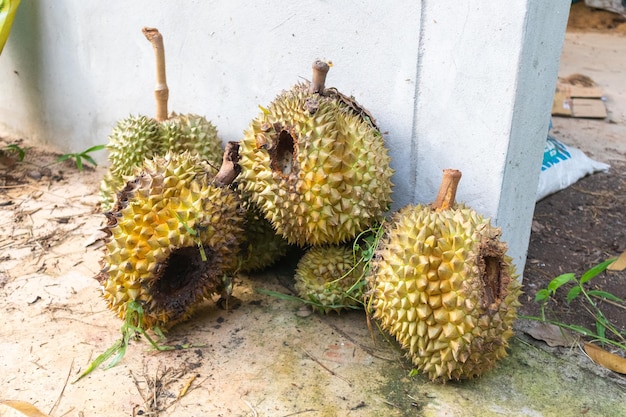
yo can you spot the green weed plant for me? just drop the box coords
[523,258,625,352]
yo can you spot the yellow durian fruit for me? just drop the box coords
[237,61,393,246]
[368,169,521,381]
[295,245,364,314]
[96,152,245,330]
[238,203,290,273]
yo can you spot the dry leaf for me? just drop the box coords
[0,400,52,417]
[525,322,576,347]
[607,250,626,271]
[583,342,626,374]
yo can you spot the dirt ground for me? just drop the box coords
[1,4,626,417]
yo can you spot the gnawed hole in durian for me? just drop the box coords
[270,129,296,176]
[151,246,212,319]
[482,255,502,309]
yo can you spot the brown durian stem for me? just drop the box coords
[143,27,169,121]
[431,169,462,211]
[309,60,330,94]
[214,141,241,187]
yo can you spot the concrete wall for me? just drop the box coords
[0,0,571,277]
[413,2,571,277]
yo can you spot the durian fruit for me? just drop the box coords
[96,151,245,330]
[213,141,290,273]
[295,245,365,314]
[100,28,223,211]
[159,112,223,165]
[99,115,165,210]
[238,204,290,273]
[237,60,394,246]
[368,169,521,381]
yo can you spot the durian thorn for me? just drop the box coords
[143,27,169,122]
[214,141,241,187]
[309,60,330,95]
[431,169,462,211]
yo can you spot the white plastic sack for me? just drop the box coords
[536,135,610,201]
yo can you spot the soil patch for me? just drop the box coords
[567,2,626,34]
[520,160,626,353]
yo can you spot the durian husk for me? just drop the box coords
[295,245,365,314]
[99,115,165,210]
[100,113,224,211]
[238,203,290,273]
[96,152,245,330]
[159,112,224,166]
[237,61,394,246]
[368,170,521,381]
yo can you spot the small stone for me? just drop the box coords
[296,305,313,317]
[27,170,42,180]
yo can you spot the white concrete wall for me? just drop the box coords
[413,2,570,275]
[0,0,570,277]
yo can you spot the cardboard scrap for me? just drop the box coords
[608,249,626,271]
[552,82,607,119]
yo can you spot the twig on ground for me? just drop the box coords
[49,359,74,416]
[589,294,626,310]
[244,399,258,417]
[132,361,190,415]
[165,375,209,411]
[570,186,612,197]
[321,317,395,361]
[300,347,352,386]
[177,374,197,399]
[381,399,401,408]
[281,410,318,417]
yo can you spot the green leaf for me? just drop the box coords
[197,241,207,262]
[5,144,25,161]
[566,286,582,304]
[81,154,98,167]
[257,288,304,303]
[104,339,128,369]
[580,258,617,284]
[547,273,576,293]
[83,144,106,153]
[73,338,124,382]
[596,320,606,341]
[534,289,551,302]
[75,155,83,171]
[568,324,595,337]
[57,153,73,162]
[588,290,624,303]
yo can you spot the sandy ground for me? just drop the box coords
[1,31,626,417]
[551,32,626,164]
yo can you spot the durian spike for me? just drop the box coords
[309,60,330,94]
[214,141,241,187]
[431,169,462,211]
[142,27,169,122]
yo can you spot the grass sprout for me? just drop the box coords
[74,301,202,383]
[57,144,106,171]
[521,257,625,352]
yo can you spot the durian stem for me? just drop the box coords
[431,169,462,211]
[214,141,241,187]
[309,60,330,94]
[143,27,169,122]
